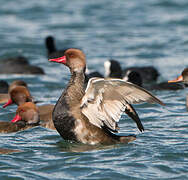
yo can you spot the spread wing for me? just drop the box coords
[81,78,164,132]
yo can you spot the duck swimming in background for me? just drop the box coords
[104,59,159,83]
[123,70,184,91]
[123,70,143,87]
[45,36,66,59]
[2,82,55,130]
[84,68,103,83]
[8,80,28,93]
[2,85,33,108]
[0,102,40,133]
[0,101,55,133]
[49,48,164,145]
[104,60,123,79]
[0,80,29,104]
[0,56,44,74]
[0,80,9,93]
[168,68,188,84]
[168,68,188,109]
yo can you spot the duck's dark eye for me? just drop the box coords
[20,109,25,113]
[69,53,75,58]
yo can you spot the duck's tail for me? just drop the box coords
[119,135,136,143]
[103,126,136,144]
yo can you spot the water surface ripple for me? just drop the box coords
[0,0,187,179]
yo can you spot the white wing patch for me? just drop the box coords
[81,78,164,132]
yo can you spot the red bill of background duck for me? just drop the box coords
[2,84,55,129]
[168,67,188,109]
[0,102,55,133]
[0,102,40,133]
[168,68,188,84]
[49,48,165,145]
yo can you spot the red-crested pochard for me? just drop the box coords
[2,85,33,108]
[0,102,40,133]
[0,80,29,105]
[0,102,55,133]
[168,68,188,84]
[168,68,188,109]
[2,84,55,130]
[8,80,28,92]
[49,48,164,145]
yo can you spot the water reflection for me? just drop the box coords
[0,148,21,154]
[56,140,122,152]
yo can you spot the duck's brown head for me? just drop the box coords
[8,80,28,93]
[3,86,33,108]
[168,68,188,84]
[49,48,86,72]
[11,102,40,125]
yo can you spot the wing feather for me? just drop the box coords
[81,78,164,132]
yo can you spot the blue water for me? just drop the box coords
[0,0,188,179]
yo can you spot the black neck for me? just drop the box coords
[48,45,56,54]
[46,41,56,54]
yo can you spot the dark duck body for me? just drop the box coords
[0,80,9,93]
[0,56,44,74]
[84,69,103,83]
[104,59,159,83]
[49,49,164,145]
[45,36,66,59]
[123,70,184,91]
